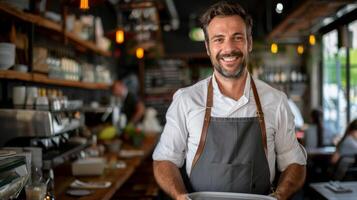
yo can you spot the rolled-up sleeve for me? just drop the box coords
[152,89,188,168]
[275,93,307,171]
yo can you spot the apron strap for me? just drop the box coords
[191,75,268,173]
[191,78,213,173]
[250,75,268,157]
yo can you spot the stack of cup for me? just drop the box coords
[12,86,26,109]
[0,43,15,70]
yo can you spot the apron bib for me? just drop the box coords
[188,76,271,194]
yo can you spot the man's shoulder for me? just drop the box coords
[253,78,287,104]
[174,77,209,99]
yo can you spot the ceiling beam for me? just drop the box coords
[267,0,355,41]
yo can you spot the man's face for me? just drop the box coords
[205,15,252,79]
[113,82,125,97]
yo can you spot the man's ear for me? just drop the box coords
[205,41,210,56]
[248,35,253,52]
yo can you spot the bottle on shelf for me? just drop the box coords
[35,88,49,110]
[48,89,61,111]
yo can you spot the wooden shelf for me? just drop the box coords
[0,70,110,90]
[0,2,111,57]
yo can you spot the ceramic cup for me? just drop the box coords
[12,86,26,108]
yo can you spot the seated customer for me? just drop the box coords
[331,119,357,164]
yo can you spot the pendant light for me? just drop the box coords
[136,47,144,59]
[115,11,125,44]
[309,34,316,46]
[116,29,124,44]
[80,0,89,10]
[271,43,278,54]
[297,45,304,54]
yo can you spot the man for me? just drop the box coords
[112,80,145,125]
[152,1,306,200]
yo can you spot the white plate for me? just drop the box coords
[0,150,16,157]
[66,189,92,197]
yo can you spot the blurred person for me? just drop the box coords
[111,80,145,125]
[152,1,306,200]
[331,119,357,164]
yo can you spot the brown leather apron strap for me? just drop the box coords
[250,75,268,157]
[191,78,213,172]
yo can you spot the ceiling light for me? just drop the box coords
[271,43,278,54]
[80,0,89,10]
[297,45,304,54]
[136,47,144,59]
[309,34,316,46]
[275,3,283,14]
[116,29,124,44]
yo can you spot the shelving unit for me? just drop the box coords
[0,2,113,92]
[143,59,191,124]
[0,70,109,90]
[0,2,111,57]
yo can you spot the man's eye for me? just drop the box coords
[213,38,223,43]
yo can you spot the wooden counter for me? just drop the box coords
[54,134,159,200]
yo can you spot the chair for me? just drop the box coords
[332,155,356,181]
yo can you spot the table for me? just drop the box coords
[53,134,159,200]
[306,146,336,157]
[310,181,357,200]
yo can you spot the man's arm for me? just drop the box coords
[274,163,306,200]
[130,101,145,124]
[153,160,188,200]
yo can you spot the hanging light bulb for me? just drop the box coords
[116,29,124,44]
[297,45,304,55]
[80,0,89,10]
[136,47,144,59]
[309,34,316,46]
[271,43,278,54]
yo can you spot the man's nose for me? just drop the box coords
[222,39,237,53]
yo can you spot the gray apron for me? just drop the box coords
[188,76,271,194]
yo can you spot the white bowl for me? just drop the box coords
[13,64,28,72]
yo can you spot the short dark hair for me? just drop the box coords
[199,1,253,42]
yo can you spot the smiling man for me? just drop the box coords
[153,1,307,200]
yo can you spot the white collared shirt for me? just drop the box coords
[153,73,307,182]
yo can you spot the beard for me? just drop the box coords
[211,50,248,79]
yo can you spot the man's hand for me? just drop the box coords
[275,163,306,200]
[176,194,191,200]
[153,160,187,199]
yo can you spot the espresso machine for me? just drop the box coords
[0,100,87,170]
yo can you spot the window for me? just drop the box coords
[322,30,347,145]
[322,19,357,145]
[348,20,357,121]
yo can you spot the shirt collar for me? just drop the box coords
[211,72,251,102]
